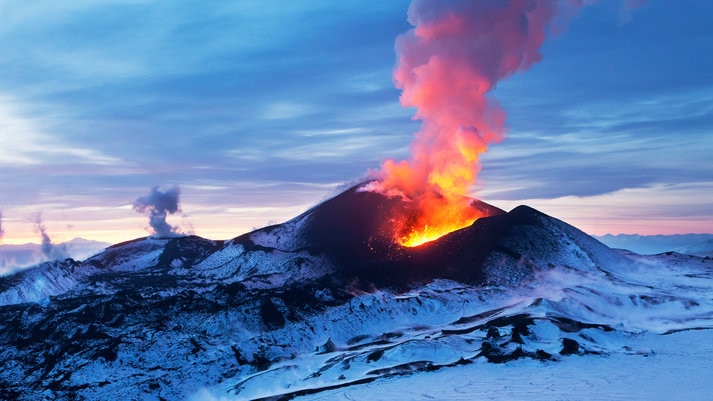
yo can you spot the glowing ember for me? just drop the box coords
[370,0,578,246]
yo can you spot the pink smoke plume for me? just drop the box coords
[371,0,587,246]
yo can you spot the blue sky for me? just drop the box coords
[0,0,711,244]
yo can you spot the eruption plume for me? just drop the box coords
[133,186,182,237]
[372,0,584,246]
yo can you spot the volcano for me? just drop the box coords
[1,183,712,400]
[221,182,630,290]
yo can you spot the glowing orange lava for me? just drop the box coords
[390,191,485,247]
[397,215,477,247]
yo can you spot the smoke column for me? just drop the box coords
[32,214,69,260]
[133,186,182,237]
[31,214,54,257]
[372,0,585,246]
[38,222,52,257]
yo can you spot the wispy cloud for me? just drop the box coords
[487,182,713,235]
[0,97,120,166]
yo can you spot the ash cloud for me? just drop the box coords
[133,186,183,237]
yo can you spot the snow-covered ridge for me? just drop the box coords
[0,259,91,306]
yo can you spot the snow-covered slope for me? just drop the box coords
[291,328,713,401]
[0,184,711,400]
[0,259,89,305]
[674,238,713,257]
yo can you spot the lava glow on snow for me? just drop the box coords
[370,0,583,247]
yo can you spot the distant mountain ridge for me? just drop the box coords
[0,238,110,275]
[594,233,713,255]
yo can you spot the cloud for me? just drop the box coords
[479,87,713,200]
[0,97,120,167]
[0,211,5,241]
[488,182,713,235]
